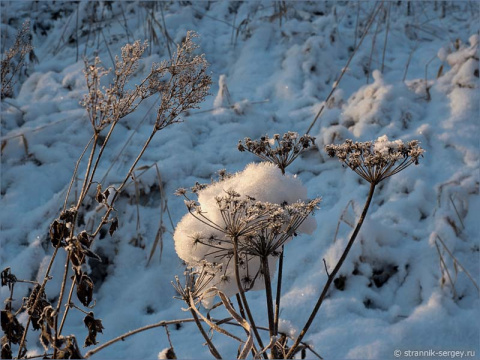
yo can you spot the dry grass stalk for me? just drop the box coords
[4,31,211,359]
[1,20,33,100]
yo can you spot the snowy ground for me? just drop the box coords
[1,1,479,359]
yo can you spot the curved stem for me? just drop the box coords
[84,318,197,358]
[306,2,383,135]
[189,305,222,359]
[286,182,376,358]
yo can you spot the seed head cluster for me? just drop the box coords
[325,135,424,184]
[238,132,316,174]
[81,31,211,132]
[174,180,320,299]
[171,261,220,304]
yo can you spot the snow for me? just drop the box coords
[1,1,479,360]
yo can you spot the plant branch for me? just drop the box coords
[84,318,198,358]
[261,256,275,338]
[273,246,284,337]
[306,1,383,135]
[189,300,223,359]
[286,182,376,358]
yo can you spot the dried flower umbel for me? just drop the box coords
[287,135,425,357]
[324,135,424,184]
[176,183,320,355]
[172,262,222,359]
[178,189,319,273]
[172,261,219,305]
[238,132,316,174]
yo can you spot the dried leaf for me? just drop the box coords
[82,248,102,262]
[59,208,77,223]
[158,347,177,359]
[49,219,68,248]
[95,184,104,203]
[76,274,94,307]
[103,189,110,201]
[83,312,104,347]
[56,336,84,359]
[1,267,16,287]
[437,64,444,78]
[1,342,12,359]
[109,217,118,237]
[1,310,24,344]
[40,322,53,351]
[39,305,55,328]
[77,230,92,248]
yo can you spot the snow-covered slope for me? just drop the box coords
[1,2,479,359]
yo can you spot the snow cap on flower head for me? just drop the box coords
[325,135,424,184]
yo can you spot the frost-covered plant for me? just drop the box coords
[173,162,319,356]
[171,133,424,359]
[176,187,319,294]
[3,31,211,359]
[286,135,425,357]
[171,262,223,359]
[238,132,316,174]
[1,20,33,100]
[325,135,425,184]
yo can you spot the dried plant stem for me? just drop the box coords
[232,237,267,357]
[434,240,458,298]
[234,294,257,357]
[83,315,322,360]
[115,130,157,194]
[287,182,376,358]
[436,235,480,293]
[63,135,94,211]
[76,133,99,208]
[306,1,383,135]
[58,129,159,339]
[84,318,198,358]
[189,305,223,359]
[273,246,284,337]
[366,6,383,84]
[58,279,76,335]
[53,255,71,358]
[261,256,275,338]
[235,294,247,321]
[16,245,62,357]
[381,2,391,73]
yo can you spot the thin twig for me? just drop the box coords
[381,2,391,73]
[84,319,198,358]
[273,246,284,336]
[366,6,383,84]
[434,240,458,299]
[188,297,223,359]
[53,255,71,358]
[306,2,384,134]
[436,235,479,293]
[322,259,330,277]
